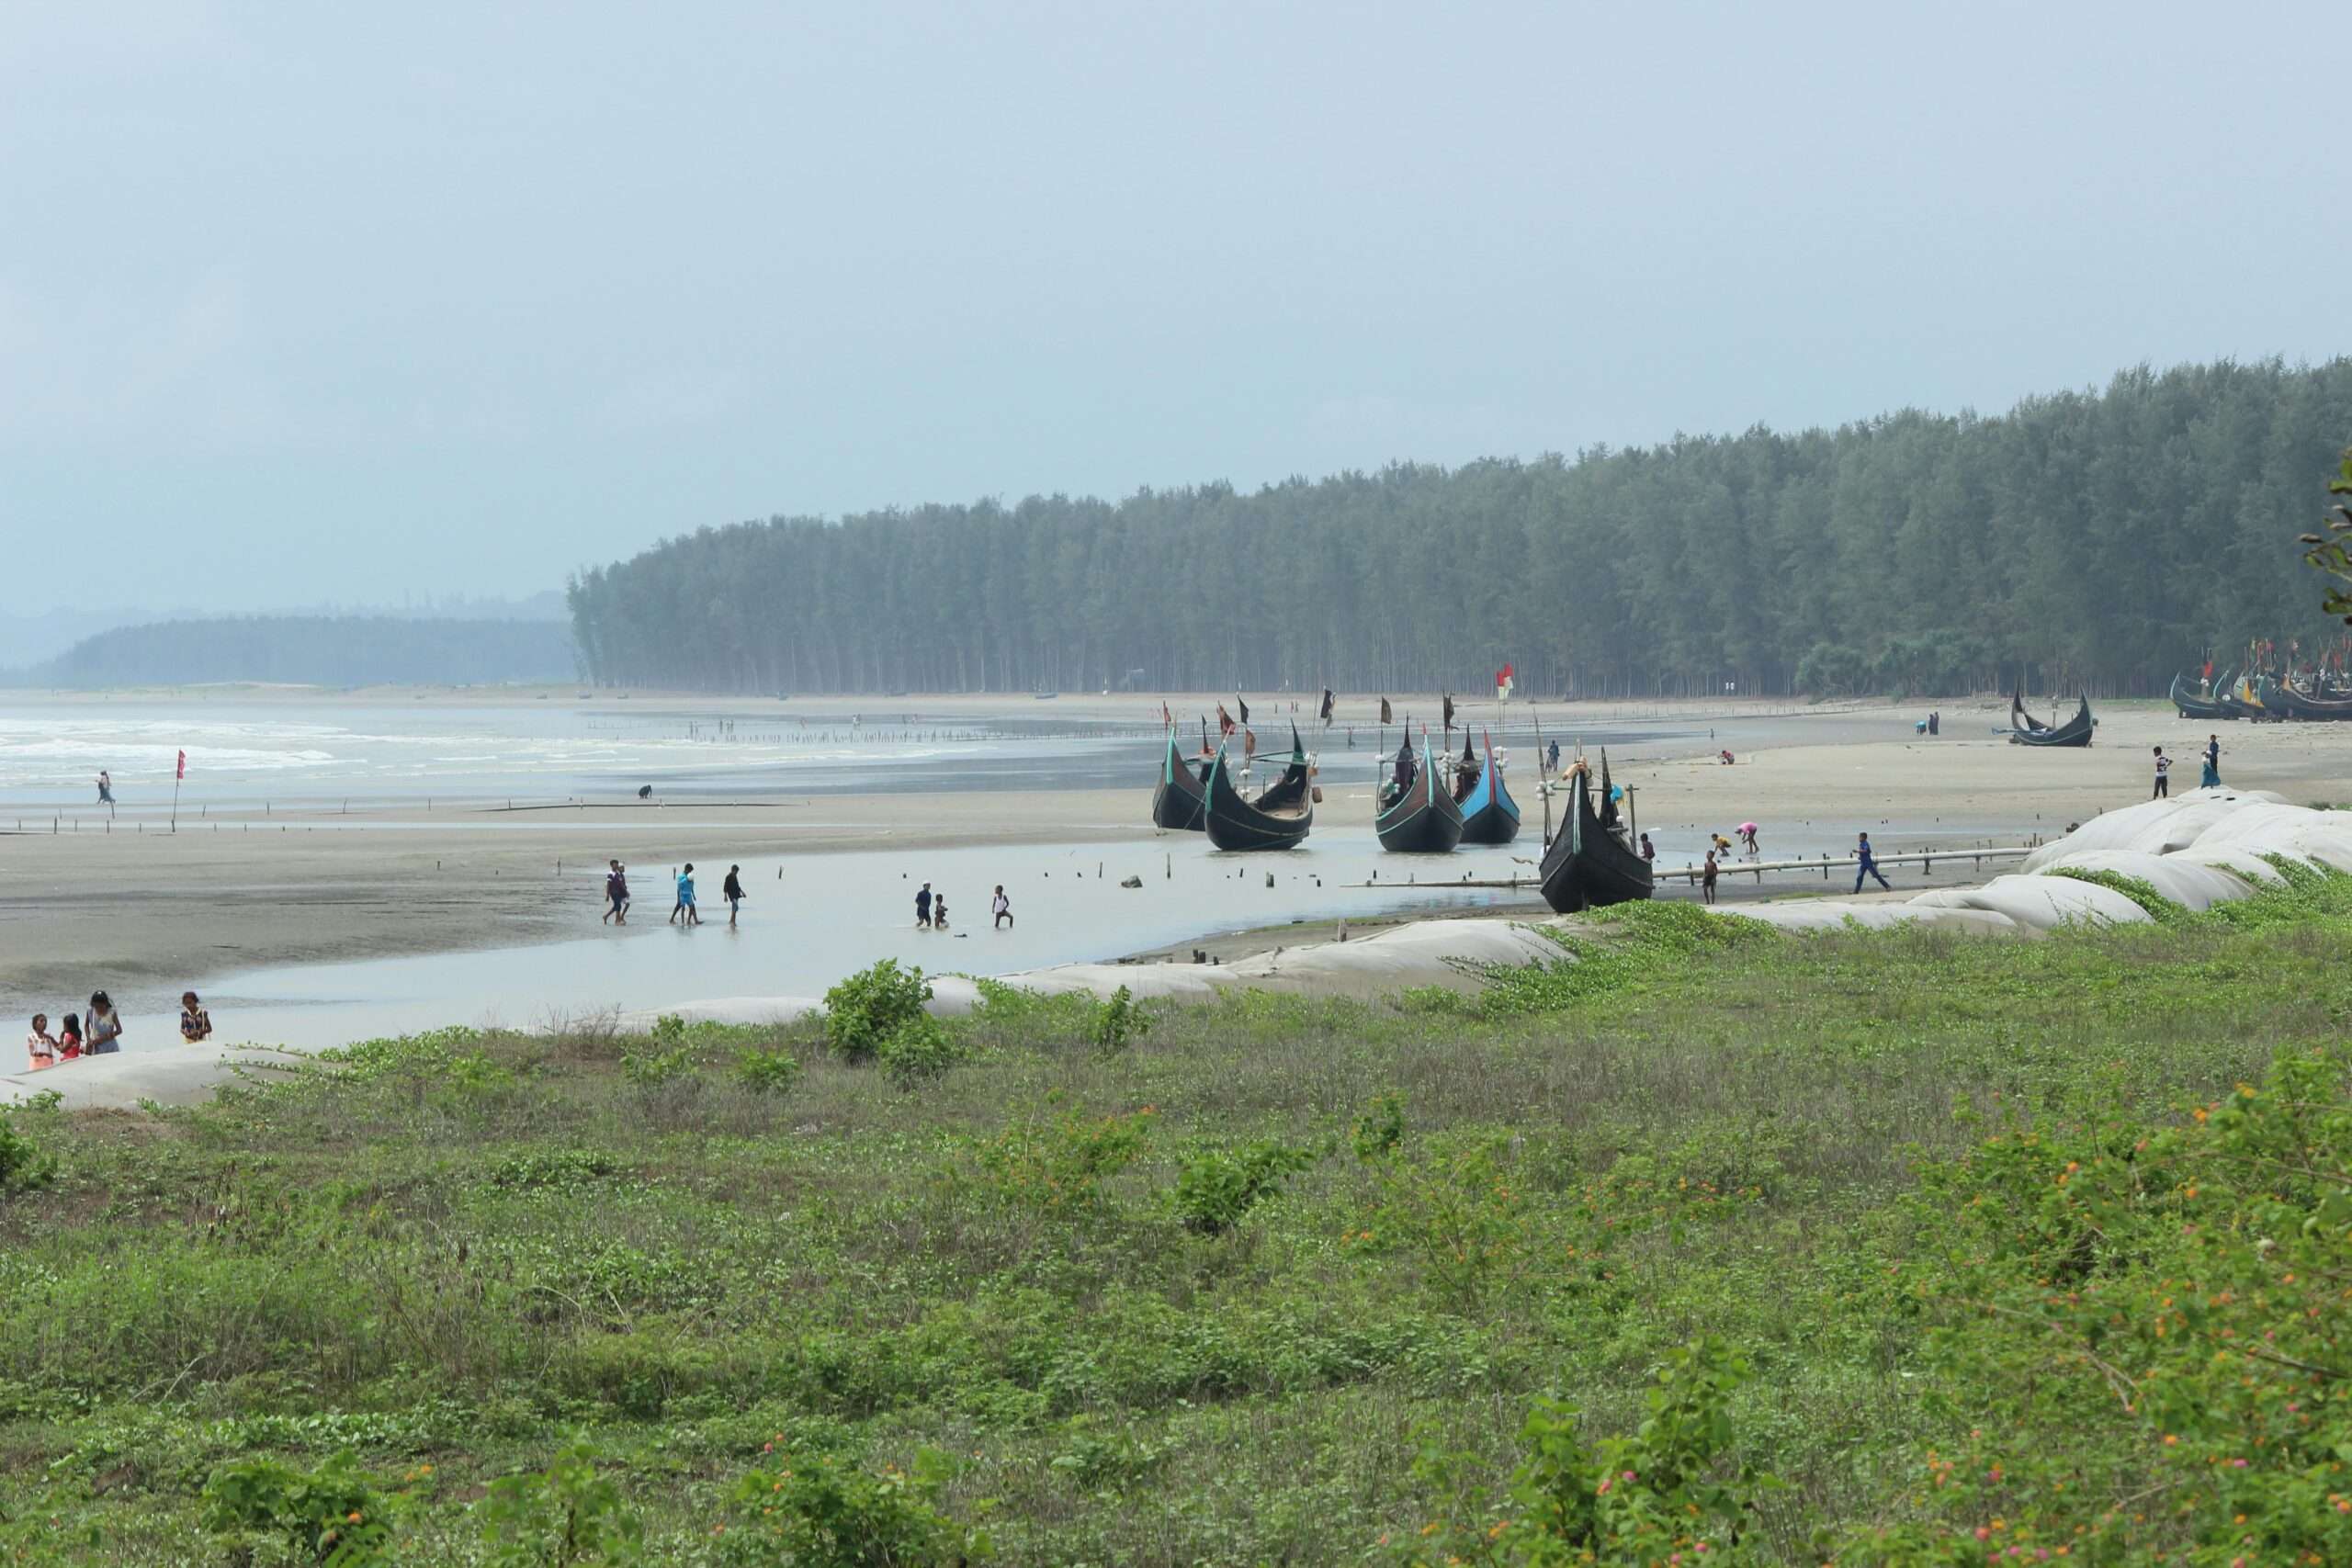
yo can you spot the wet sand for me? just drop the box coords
[3,692,2343,1015]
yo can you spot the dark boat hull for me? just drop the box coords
[2267,682,2352,721]
[1454,742,1521,845]
[1202,735,1313,852]
[1536,770,1654,913]
[2169,671,2233,721]
[1375,754,1464,852]
[2009,694,2094,747]
[1149,734,1209,830]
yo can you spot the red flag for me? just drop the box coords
[1160,701,1171,727]
[175,749,187,781]
[1216,703,1235,737]
[2201,659,2213,681]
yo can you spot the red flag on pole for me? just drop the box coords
[176,749,187,781]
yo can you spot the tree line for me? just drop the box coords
[567,358,2352,698]
[9,616,581,689]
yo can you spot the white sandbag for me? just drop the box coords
[1726,902,2023,936]
[1910,874,2151,931]
[2019,790,2284,870]
[2033,850,2257,910]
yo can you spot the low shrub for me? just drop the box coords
[477,1438,644,1566]
[973,1106,1155,1213]
[878,1016,965,1089]
[1171,1139,1316,1235]
[823,960,933,1063]
[736,1047,803,1096]
[1090,986,1151,1055]
[720,1445,981,1566]
[201,1449,396,1563]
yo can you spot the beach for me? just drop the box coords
[3,687,2345,1058]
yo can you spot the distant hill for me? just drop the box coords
[7,616,581,689]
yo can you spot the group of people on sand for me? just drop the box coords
[2150,735,2223,799]
[914,882,1014,931]
[602,861,750,928]
[26,990,209,1071]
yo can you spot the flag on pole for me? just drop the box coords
[1216,703,1236,737]
[1495,662,1515,700]
[176,749,187,781]
[1442,694,1455,732]
[1160,701,1172,727]
[1378,695,1392,725]
[1317,688,1334,724]
[1235,694,1250,724]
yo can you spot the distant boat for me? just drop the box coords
[1374,731,1464,853]
[1454,729,1521,845]
[1149,728,1209,830]
[2170,670,2233,720]
[1202,727,1313,851]
[2008,691,2094,747]
[1536,750,1652,912]
[2217,675,2270,722]
[1033,692,1060,700]
[2264,677,2352,721]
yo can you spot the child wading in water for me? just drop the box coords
[672,864,701,926]
[992,886,1012,929]
[933,893,950,930]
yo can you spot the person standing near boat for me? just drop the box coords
[1853,832,1891,893]
[2152,747,2171,799]
[2200,734,2222,789]
[1639,832,1655,864]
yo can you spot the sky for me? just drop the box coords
[4,1,2346,611]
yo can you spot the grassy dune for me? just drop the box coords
[1,874,2347,1564]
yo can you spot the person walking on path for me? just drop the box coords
[85,992,123,1055]
[603,860,628,924]
[2152,747,2172,800]
[179,991,212,1043]
[671,864,700,926]
[26,1015,57,1071]
[1701,851,1719,905]
[722,864,746,926]
[915,882,933,929]
[1853,831,1892,892]
[991,886,1012,929]
[2200,734,2222,789]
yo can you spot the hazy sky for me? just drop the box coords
[6,2,2346,609]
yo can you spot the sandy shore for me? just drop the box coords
[3,691,2344,1011]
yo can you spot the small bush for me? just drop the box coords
[878,1016,965,1089]
[489,1148,623,1191]
[477,1438,644,1566]
[720,1446,980,1566]
[1171,1140,1315,1235]
[1090,987,1150,1055]
[0,1112,57,1195]
[619,1044,695,1088]
[973,1106,1156,1213]
[736,1047,803,1096]
[823,960,933,1063]
[201,1449,395,1563]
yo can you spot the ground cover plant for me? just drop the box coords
[1,871,2349,1563]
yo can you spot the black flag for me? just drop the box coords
[1318,688,1334,724]
[1236,693,1250,724]
[1379,695,1393,725]
[1442,693,1455,732]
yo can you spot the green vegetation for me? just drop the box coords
[4,884,2351,1563]
[566,358,2352,696]
[7,615,579,688]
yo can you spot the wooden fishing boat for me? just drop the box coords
[1202,727,1313,852]
[1454,729,1521,845]
[1374,732,1464,853]
[2008,692,2094,747]
[2218,675,2272,722]
[2169,671,2234,721]
[2264,679,2352,721]
[1535,750,1653,913]
[1149,728,1209,830]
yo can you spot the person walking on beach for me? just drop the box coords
[603,860,628,924]
[1701,851,1719,905]
[2152,747,2171,800]
[1546,739,1561,774]
[2200,734,2222,789]
[915,882,933,929]
[722,864,746,927]
[85,993,122,1055]
[26,1015,58,1071]
[96,770,113,807]
[672,864,700,926]
[179,991,212,1043]
[992,885,1012,929]
[1853,831,1892,893]
[1738,824,1759,857]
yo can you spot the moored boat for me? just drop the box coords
[1374,731,1464,853]
[2008,692,2094,747]
[1202,726,1314,852]
[1149,728,1209,830]
[2170,671,2234,721]
[1454,729,1521,845]
[1535,750,1654,913]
